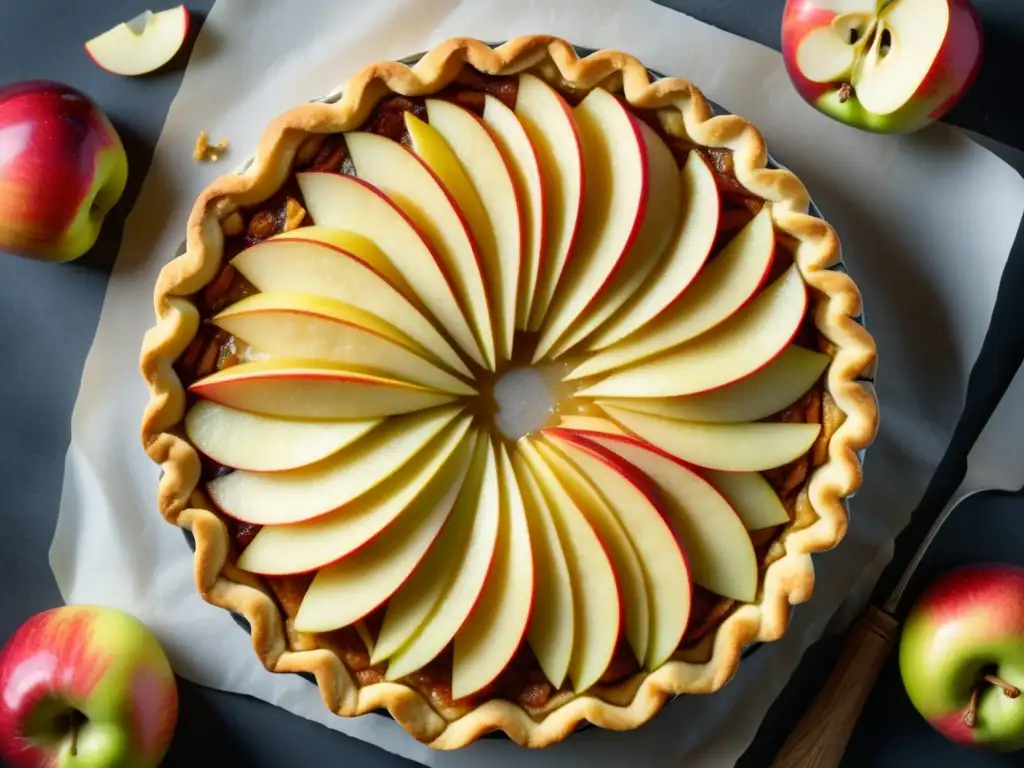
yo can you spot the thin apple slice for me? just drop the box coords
[528,439,649,665]
[533,89,649,362]
[568,209,775,380]
[482,94,545,332]
[237,416,473,574]
[383,435,500,679]
[207,405,464,525]
[595,345,829,424]
[518,439,619,692]
[556,414,628,435]
[452,443,534,698]
[345,132,496,369]
[85,6,190,76]
[296,171,483,369]
[601,405,821,472]
[579,264,807,398]
[511,449,574,688]
[517,74,585,332]
[415,100,522,361]
[184,400,380,472]
[561,430,757,603]
[190,359,456,419]
[587,151,720,350]
[703,470,790,530]
[212,292,474,395]
[232,231,470,377]
[542,432,692,666]
[293,431,476,633]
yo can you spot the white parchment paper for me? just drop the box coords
[50,0,1024,764]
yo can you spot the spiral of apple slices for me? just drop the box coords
[182,77,833,697]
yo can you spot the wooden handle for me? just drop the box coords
[772,605,900,768]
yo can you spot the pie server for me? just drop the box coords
[773,215,1024,768]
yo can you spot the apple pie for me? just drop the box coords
[140,35,878,748]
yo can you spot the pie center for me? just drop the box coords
[490,360,572,442]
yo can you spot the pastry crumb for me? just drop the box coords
[194,131,230,162]
[283,197,307,231]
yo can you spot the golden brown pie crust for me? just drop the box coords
[139,35,879,748]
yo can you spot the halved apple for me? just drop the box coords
[511,450,574,688]
[568,209,775,380]
[207,405,465,525]
[189,359,456,419]
[414,100,522,361]
[594,344,829,423]
[232,226,471,377]
[528,439,650,664]
[345,132,496,369]
[452,443,534,698]
[556,414,628,435]
[517,74,585,332]
[237,417,473,574]
[382,435,500,680]
[518,440,619,692]
[601,404,821,472]
[541,432,692,667]
[292,430,476,633]
[212,292,475,395]
[559,430,757,602]
[703,470,790,530]
[482,94,545,332]
[578,264,807,398]
[85,5,189,76]
[296,171,484,369]
[587,151,720,349]
[184,400,380,473]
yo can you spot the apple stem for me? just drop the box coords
[982,674,1021,699]
[837,83,854,104]
[68,710,81,757]
[963,686,980,728]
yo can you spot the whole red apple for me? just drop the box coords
[0,606,178,768]
[0,81,128,262]
[900,564,1024,752]
[781,0,983,133]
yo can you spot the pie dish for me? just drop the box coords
[140,35,879,748]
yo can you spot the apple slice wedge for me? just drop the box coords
[556,414,628,435]
[296,171,484,369]
[568,209,775,380]
[518,439,620,692]
[703,470,790,530]
[414,100,522,361]
[482,94,545,332]
[601,404,821,472]
[587,151,720,350]
[594,345,829,423]
[557,429,757,603]
[207,405,464,525]
[237,416,474,574]
[85,5,190,76]
[452,443,534,699]
[212,292,474,395]
[293,430,476,633]
[578,264,808,398]
[511,449,574,689]
[232,229,470,377]
[189,359,456,419]
[345,132,496,369]
[541,432,692,666]
[184,401,380,472]
[517,74,585,332]
[528,439,649,665]
[381,434,500,679]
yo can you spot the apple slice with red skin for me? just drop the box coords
[236,416,473,575]
[586,150,720,350]
[207,405,465,525]
[346,131,496,369]
[212,292,475,395]
[85,6,190,76]
[296,171,483,369]
[292,430,477,633]
[452,443,534,698]
[482,94,545,332]
[557,414,629,435]
[569,209,775,380]
[516,74,584,332]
